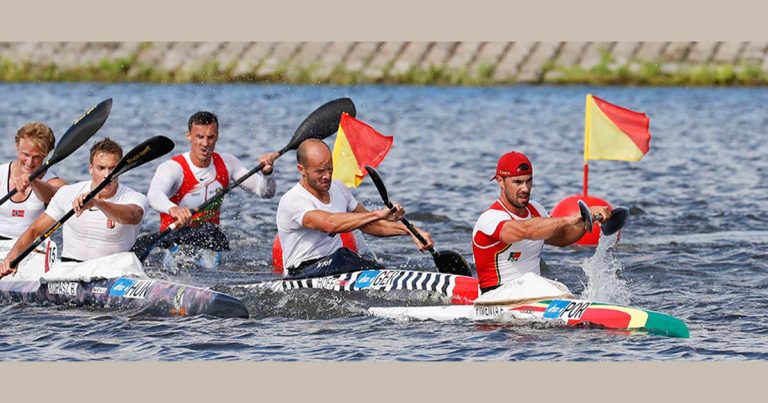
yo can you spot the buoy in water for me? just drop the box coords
[551,195,613,246]
[272,232,358,274]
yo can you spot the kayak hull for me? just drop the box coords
[369,298,689,338]
[0,276,249,319]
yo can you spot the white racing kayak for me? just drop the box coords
[369,272,690,338]
[237,247,480,304]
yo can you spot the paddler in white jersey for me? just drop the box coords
[1,138,148,278]
[472,151,611,293]
[146,111,278,248]
[0,122,66,239]
[276,138,434,277]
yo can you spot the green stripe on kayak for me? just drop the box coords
[644,310,690,338]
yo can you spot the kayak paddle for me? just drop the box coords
[577,200,593,231]
[578,200,629,235]
[364,165,473,277]
[131,97,357,262]
[599,206,629,235]
[9,135,175,269]
[0,98,113,207]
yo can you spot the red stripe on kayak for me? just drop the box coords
[573,307,632,329]
[451,276,479,305]
[511,304,546,313]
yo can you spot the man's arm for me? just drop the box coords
[356,204,435,251]
[147,162,192,224]
[10,176,66,204]
[544,205,613,246]
[499,215,583,245]
[301,203,399,234]
[226,153,277,198]
[356,204,410,237]
[74,190,147,225]
[0,213,56,277]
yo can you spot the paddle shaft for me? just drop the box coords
[382,200,439,257]
[10,177,114,268]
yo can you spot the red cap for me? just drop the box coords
[491,151,532,180]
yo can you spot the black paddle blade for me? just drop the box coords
[577,200,593,231]
[434,250,473,277]
[601,207,629,236]
[364,165,390,206]
[130,232,165,262]
[49,98,112,165]
[111,135,175,179]
[283,97,356,152]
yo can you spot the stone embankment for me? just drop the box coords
[1,42,766,85]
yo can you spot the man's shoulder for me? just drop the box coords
[215,151,237,161]
[329,180,353,196]
[116,184,147,200]
[528,200,548,216]
[478,207,509,221]
[155,154,187,170]
[49,181,88,204]
[278,183,307,204]
[57,180,89,193]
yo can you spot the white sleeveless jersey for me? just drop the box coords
[44,180,148,261]
[0,162,59,238]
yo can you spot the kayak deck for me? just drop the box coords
[242,268,480,304]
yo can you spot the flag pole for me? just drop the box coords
[583,94,591,197]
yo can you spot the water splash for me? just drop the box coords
[579,233,630,305]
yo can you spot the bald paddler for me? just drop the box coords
[146,111,278,247]
[275,139,434,277]
[472,151,611,294]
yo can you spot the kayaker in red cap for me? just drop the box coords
[472,151,611,294]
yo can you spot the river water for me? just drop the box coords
[0,83,766,361]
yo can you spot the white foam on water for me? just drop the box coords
[579,233,630,305]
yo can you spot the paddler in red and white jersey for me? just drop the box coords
[0,123,66,239]
[276,139,434,277]
[472,151,611,294]
[146,111,278,248]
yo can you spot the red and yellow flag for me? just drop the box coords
[584,94,651,161]
[332,113,394,188]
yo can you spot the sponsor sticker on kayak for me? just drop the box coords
[475,305,505,317]
[544,300,591,320]
[109,278,154,299]
[48,282,78,297]
[354,270,398,289]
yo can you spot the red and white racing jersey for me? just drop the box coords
[472,199,549,290]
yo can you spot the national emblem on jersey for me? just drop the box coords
[12,209,24,217]
[508,251,521,262]
[106,219,115,229]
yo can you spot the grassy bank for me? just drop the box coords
[2,53,768,86]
